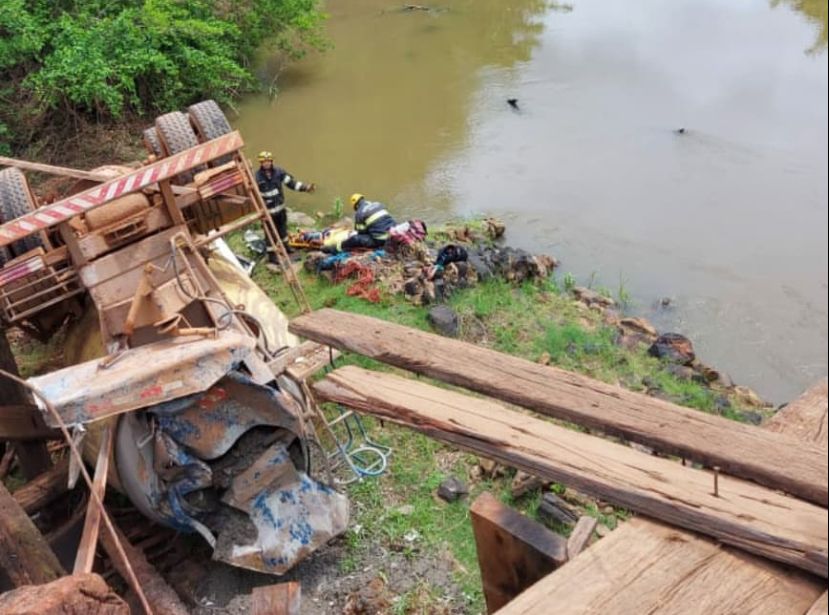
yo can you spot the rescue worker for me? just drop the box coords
[255,151,315,258]
[339,193,396,251]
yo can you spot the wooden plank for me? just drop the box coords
[497,518,823,615]
[73,424,114,574]
[765,378,827,449]
[498,379,829,615]
[470,491,567,613]
[0,404,60,440]
[566,516,598,559]
[251,582,301,615]
[291,310,828,506]
[99,517,190,615]
[0,155,113,181]
[314,366,829,577]
[807,592,828,615]
[0,480,65,586]
[13,458,70,514]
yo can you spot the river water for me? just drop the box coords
[234,0,828,404]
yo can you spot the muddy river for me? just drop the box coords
[234,0,828,404]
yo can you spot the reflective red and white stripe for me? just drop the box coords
[0,131,243,248]
[0,254,44,288]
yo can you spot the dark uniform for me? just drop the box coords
[340,200,396,251]
[255,165,312,251]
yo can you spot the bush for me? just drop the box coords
[0,0,325,152]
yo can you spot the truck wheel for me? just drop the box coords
[142,126,163,159]
[154,111,205,184]
[0,167,43,258]
[188,100,233,166]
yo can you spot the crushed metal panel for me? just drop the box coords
[150,371,303,460]
[29,332,254,426]
[215,441,349,575]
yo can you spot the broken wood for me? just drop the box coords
[496,518,824,615]
[73,423,114,574]
[12,457,70,513]
[0,572,129,615]
[98,517,190,615]
[314,366,829,577]
[470,491,567,613]
[0,480,65,586]
[251,582,301,615]
[291,310,828,506]
[499,379,829,614]
[765,378,828,449]
[566,516,598,559]
[537,492,578,527]
[0,404,60,440]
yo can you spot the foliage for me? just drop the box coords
[0,0,325,152]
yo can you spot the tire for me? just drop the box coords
[188,100,233,166]
[0,167,43,258]
[154,111,205,184]
[142,126,163,158]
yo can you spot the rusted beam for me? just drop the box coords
[470,491,567,613]
[73,424,114,574]
[0,480,65,586]
[251,582,301,615]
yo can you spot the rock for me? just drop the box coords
[603,309,621,327]
[427,304,459,337]
[601,505,615,516]
[648,333,695,365]
[0,573,129,615]
[666,364,698,382]
[484,217,506,240]
[396,504,415,516]
[287,210,317,228]
[403,277,421,296]
[739,410,764,425]
[717,371,735,389]
[304,251,327,273]
[478,458,506,478]
[595,524,612,538]
[538,492,579,527]
[537,351,551,366]
[562,488,594,509]
[422,280,437,305]
[619,317,658,338]
[615,332,647,351]
[572,287,615,308]
[733,385,766,408]
[511,470,547,498]
[467,252,493,281]
[437,476,469,502]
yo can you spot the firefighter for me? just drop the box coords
[255,151,315,259]
[338,193,397,251]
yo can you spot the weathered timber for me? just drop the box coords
[496,519,824,615]
[13,457,70,513]
[0,404,59,440]
[566,516,598,559]
[0,480,65,586]
[807,592,828,615]
[470,491,567,613]
[73,424,114,574]
[0,572,128,615]
[251,582,301,615]
[765,378,828,449]
[499,379,829,614]
[292,310,828,505]
[313,367,829,576]
[98,517,190,615]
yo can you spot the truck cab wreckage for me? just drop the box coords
[0,102,352,577]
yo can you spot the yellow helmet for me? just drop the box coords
[350,193,365,209]
[257,151,273,163]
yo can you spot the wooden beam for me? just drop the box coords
[13,457,70,514]
[0,155,112,181]
[496,518,824,615]
[470,491,567,613]
[0,480,65,586]
[498,379,829,615]
[566,516,598,559]
[73,424,114,574]
[314,366,829,577]
[251,582,302,615]
[807,592,828,615]
[765,378,828,449]
[291,310,828,506]
[0,404,60,440]
[98,517,190,615]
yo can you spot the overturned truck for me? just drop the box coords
[0,101,348,575]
